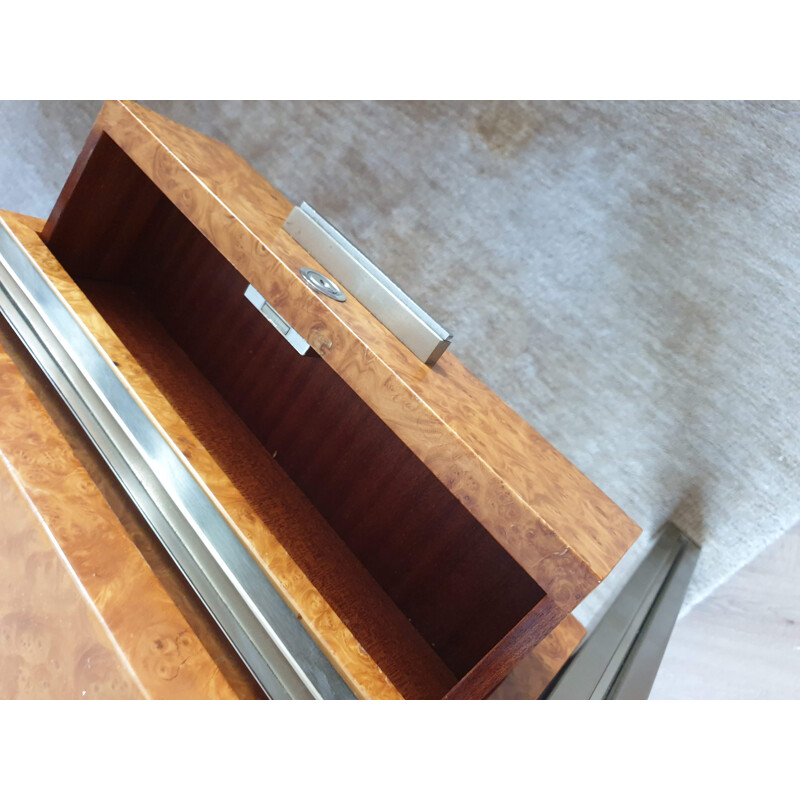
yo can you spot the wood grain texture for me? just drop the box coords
[41,100,641,611]
[488,614,585,700]
[35,132,557,694]
[48,154,548,685]
[81,280,458,698]
[0,211,404,699]
[0,313,264,699]
[444,596,565,699]
[0,340,237,699]
[28,100,643,697]
[0,454,144,700]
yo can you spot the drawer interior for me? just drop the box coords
[44,133,546,698]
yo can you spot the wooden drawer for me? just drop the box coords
[0,101,639,698]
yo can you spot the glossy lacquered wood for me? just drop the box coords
[82,281,458,698]
[35,133,562,698]
[0,313,264,699]
[2,211,405,699]
[18,100,642,698]
[9,204,543,697]
[49,165,547,683]
[45,101,641,608]
[0,336,237,700]
[0,452,143,700]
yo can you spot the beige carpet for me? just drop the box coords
[1,100,798,628]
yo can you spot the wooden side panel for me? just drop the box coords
[35,134,549,685]
[27,99,644,698]
[49,170,546,680]
[85,277,543,681]
[0,453,144,700]
[82,280,459,698]
[489,614,586,700]
[1,210,409,699]
[0,313,264,699]
[40,100,641,611]
[43,132,163,281]
[0,339,237,700]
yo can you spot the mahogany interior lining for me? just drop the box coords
[44,132,546,698]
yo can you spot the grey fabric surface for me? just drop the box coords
[1,100,797,628]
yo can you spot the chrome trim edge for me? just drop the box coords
[0,219,355,700]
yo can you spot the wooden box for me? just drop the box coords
[0,101,639,698]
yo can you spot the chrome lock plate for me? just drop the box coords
[299,267,346,302]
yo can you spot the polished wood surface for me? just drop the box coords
[7,99,642,697]
[1,211,404,699]
[0,453,143,700]
[43,100,641,610]
[489,614,585,700]
[8,203,551,698]
[32,130,562,696]
[0,313,263,699]
[0,338,238,699]
[45,143,548,685]
[83,280,458,698]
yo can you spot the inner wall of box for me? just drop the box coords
[44,133,546,697]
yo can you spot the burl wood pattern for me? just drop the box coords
[27,101,644,697]
[82,281,458,698]
[0,313,263,699]
[489,614,586,700]
[48,146,547,686]
[0,342,237,699]
[43,100,641,611]
[1,211,404,699]
[0,455,143,700]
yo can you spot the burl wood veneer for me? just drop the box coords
[1,211,405,700]
[0,312,263,699]
[0,101,640,698]
[0,339,237,700]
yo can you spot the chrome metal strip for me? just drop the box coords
[607,530,700,699]
[0,220,355,700]
[284,203,453,365]
[544,522,700,700]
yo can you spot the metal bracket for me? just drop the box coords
[284,203,453,366]
[244,284,310,355]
